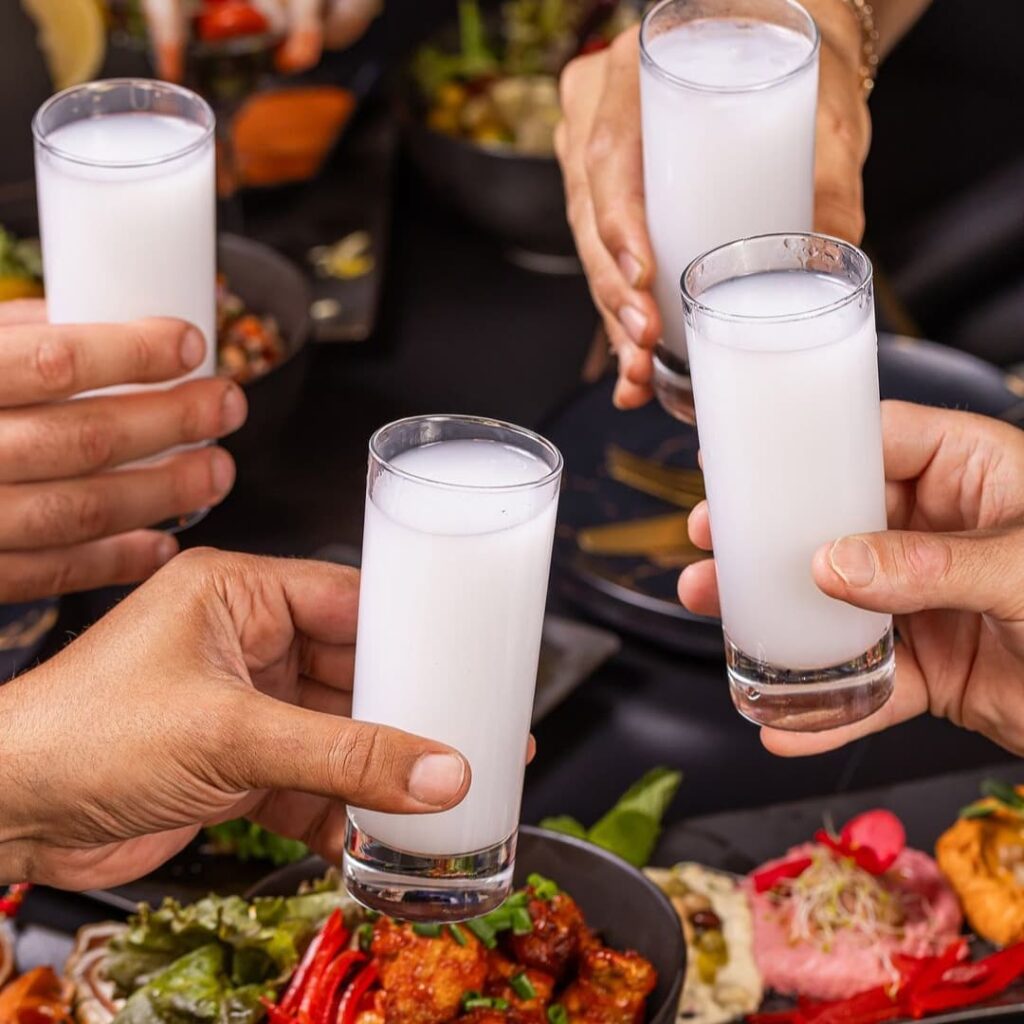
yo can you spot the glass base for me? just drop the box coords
[343,819,515,922]
[652,348,696,425]
[726,627,895,732]
[158,507,210,534]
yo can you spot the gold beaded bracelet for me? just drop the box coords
[837,0,881,95]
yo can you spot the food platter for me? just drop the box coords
[43,826,683,1024]
[653,761,1024,1023]
[249,826,685,1024]
[9,765,1024,1023]
[548,335,1024,657]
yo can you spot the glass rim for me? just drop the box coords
[680,232,874,324]
[32,78,215,170]
[639,0,820,95]
[369,414,564,494]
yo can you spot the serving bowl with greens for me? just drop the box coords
[403,0,639,262]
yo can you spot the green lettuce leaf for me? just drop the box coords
[106,887,354,1005]
[539,768,682,868]
[203,822,308,867]
[537,815,587,840]
[114,945,275,1024]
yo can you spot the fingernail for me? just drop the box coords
[408,753,466,807]
[156,535,179,566]
[612,378,628,409]
[829,537,876,587]
[618,304,648,345]
[180,328,205,369]
[618,250,644,286]
[210,448,235,499]
[220,384,248,434]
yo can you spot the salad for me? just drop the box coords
[412,0,639,155]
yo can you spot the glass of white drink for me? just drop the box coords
[345,415,562,920]
[33,79,216,531]
[682,233,894,732]
[640,0,819,422]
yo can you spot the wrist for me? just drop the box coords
[0,673,46,881]
[801,0,872,86]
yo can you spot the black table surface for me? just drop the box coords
[25,113,1012,940]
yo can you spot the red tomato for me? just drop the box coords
[196,2,269,41]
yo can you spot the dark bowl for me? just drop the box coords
[398,51,575,259]
[246,825,685,1024]
[216,233,312,458]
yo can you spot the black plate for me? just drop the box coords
[548,335,1024,657]
[247,825,685,1024]
[217,233,312,460]
[655,760,1024,1024]
[398,20,574,262]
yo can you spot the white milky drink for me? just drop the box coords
[34,83,216,393]
[639,2,818,390]
[685,256,891,680]
[350,433,560,857]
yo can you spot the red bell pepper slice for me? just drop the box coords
[308,951,367,1024]
[801,987,901,1024]
[336,963,379,1024]
[279,917,329,1015]
[260,997,295,1024]
[898,938,967,1000]
[905,941,1024,1018]
[283,910,348,1017]
[297,914,350,1019]
[752,856,813,894]
[745,1013,801,1024]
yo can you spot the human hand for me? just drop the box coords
[555,14,869,410]
[0,301,245,601]
[0,549,471,890]
[678,401,1024,757]
[142,0,382,83]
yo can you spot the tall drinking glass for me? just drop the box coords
[33,80,216,530]
[640,0,819,422]
[344,416,562,921]
[682,233,894,732]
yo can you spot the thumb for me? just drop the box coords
[224,695,471,813]
[813,529,1024,618]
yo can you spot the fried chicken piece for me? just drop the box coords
[507,892,587,981]
[561,945,657,1024]
[454,1012,512,1024]
[372,918,488,1024]
[454,1010,544,1024]
[485,950,554,1020]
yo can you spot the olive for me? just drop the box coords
[691,909,723,932]
[697,929,727,957]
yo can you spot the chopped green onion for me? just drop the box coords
[412,922,443,937]
[448,923,468,946]
[548,1004,568,1024]
[365,909,381,922]
[510,906,533,936]
[504,891,528,909]
[355,922,374,952]
[483,906,513,931]
[463,996,509,1011]
[510,972,537,1000]
[527,873,558,900]
[466,918,497,949]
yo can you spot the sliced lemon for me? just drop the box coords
[21,0,106,92]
